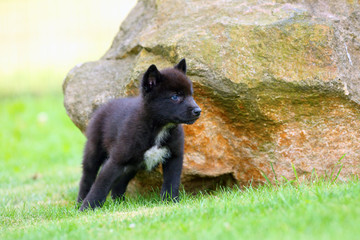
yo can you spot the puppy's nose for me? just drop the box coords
[192,107,201,117]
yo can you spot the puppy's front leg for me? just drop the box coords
[161,153,183,202]
[79,160,122,211]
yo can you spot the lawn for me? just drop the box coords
[1,0,359,237]
[1,92,360,240]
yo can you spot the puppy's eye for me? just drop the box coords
[171,94,179,101]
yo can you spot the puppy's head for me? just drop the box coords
[141,59,201,124]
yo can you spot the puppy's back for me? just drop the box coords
[86,96,143,151]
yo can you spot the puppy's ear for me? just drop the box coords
[142,64,161,93]
[174,58,186,74]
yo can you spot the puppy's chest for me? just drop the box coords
[143,125,173,171]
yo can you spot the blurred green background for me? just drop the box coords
[0,0,135,193]
[0,0,136,95]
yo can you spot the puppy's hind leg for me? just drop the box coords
[80,159,123,211]
[111,168,137,202]
[77,140,106,204]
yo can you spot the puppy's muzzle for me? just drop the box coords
[192,107,201,117]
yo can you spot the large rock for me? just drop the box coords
[63,0,360,191]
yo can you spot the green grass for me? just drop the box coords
[0,70,65,96]
[1,94,360,240]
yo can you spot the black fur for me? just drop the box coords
[77,59,201,211]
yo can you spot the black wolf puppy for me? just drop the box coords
[77,59,201,211]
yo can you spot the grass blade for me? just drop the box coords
[291,163,299,182]
[331,154,346,183]
[332,164,343,183]
[311,168,318,182]
[338,153,346,162]
[260,170,272,186]
[270,162,278,185]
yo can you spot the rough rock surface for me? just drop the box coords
[63,0,360,191]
